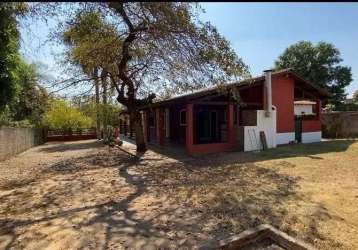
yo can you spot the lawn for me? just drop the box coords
[0,139,357,249]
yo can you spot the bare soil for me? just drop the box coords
[0,139,357,249]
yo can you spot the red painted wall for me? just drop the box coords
[302,99,321,132]
[239,85,263,104]
[46,134,96,142]
[272,75,295,133]
[302,119,321,132]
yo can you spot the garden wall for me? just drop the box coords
[321,111,358,138]
[0,127,45,161]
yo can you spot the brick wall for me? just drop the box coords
[0,127,45,161]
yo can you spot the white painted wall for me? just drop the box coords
[294,104,314,116]
[243,110,277,152]
[276,132,295,145]
[302,131,321,143]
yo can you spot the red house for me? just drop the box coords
[120,68,329,155]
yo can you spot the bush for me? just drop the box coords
[42,99,93,131]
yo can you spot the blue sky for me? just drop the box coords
[200,2,358,97]
[20,3,358,97]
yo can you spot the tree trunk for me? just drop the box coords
[94,68,101,139]
[131,111,146,152]
[101,70,108,139]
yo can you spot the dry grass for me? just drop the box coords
[0,139,357,249]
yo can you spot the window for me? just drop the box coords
[180,109,186,125]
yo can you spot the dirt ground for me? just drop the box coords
[0,139,357,250]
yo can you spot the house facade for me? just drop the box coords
[120,69,329,154]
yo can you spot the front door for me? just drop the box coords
[295,116,302,143]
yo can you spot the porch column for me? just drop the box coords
[227,104,235,145]
[156,108,164,145]
[142,111,148,143]
[186,104,194,153]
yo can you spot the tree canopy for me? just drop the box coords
[42,99,92,131]
[71,95,122,129]
[0,3,27,109]
[55,2,249,151]
[9,62,49,125]
[0,3,51,127]
[274,41,352,105]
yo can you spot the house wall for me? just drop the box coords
[272,75,295,133]
[271,75,295,145]
[301,99,322,143]
[242,110,277,152]
[239,85,263,105]
[302,119,321,132]
[302,132,322,143]
[271,74,323,145]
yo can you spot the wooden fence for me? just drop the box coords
[46,128,97,141]
[321,111,358,138]
[0,127,45,161]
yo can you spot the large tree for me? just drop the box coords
[0,3,27,110]
[54,2,248,152]
[275,41,352,105]
[10,61,49,125]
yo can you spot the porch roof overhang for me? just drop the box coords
[139,68,330,110]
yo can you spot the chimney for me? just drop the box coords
[264,69,272,117]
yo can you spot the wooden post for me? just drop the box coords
[227,104,235,145]
[185,104,194,154]
[142,111,148,143]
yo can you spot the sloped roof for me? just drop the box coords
[146,68,330,107]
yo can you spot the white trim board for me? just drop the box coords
[302,131,321,143]
[276,132,295,145]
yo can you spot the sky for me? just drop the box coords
[20,2,358,97]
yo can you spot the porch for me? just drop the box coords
[142,102,238,155]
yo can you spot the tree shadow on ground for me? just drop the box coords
[148,139,357,167]
[37,140,102,153]
[0,139,349,249]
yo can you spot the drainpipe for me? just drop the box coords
[264,69,272,117]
